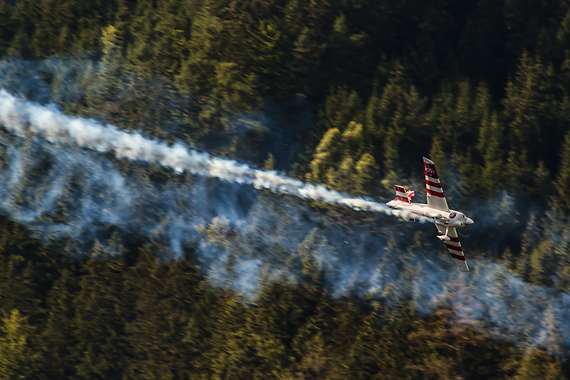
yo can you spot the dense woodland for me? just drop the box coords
[0,0,570,378]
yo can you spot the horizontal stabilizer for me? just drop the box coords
[395,185,410,203]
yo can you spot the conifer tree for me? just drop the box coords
[477,112,504,195]
[71,256,129,379]
[529,238,554,285]
[512,349,565,380]
[354,153,379,194]
[556,129,570,208]
[325,156,354,192]
[40,266,79,379]
[369,64,426,175]
[316,87,363,138]
[307,128,342,184]
[502,52,559,189]
[124,247,202,380]
[0,310,38,380]
[0,0,14,54]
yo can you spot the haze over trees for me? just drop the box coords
[0,0,569,378]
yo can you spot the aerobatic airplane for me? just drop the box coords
[386,157,474,272]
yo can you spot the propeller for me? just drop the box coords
[459,223,470,238]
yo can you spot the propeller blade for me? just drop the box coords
[459,224,470,238]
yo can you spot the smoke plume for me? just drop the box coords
[0,89,568,356]
[0,89,427,223]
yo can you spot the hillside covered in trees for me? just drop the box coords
[0,0,569,378]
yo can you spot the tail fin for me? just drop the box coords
[395,185,410,203]
[423,157,449,211]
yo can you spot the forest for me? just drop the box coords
[0,0,569,378]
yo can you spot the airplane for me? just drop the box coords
[386,157,474,272]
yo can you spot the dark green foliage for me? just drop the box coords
[556,130,570,208]
[2,0,570,378]
[2,0,570,197]
[0,310,39,380]
[0,214,565,379]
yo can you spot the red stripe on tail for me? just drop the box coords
[427,188,445,198]
[424,163,439,179]
[425,180,442,188]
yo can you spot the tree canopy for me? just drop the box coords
[0,0,569,378]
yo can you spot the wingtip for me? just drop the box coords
[422,156,434,164]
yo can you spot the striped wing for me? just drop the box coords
[436,225,469,272]
[423,157,449,211]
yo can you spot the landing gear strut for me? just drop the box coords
[437,226,450,241]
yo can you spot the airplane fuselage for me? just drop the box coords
[385,199,473,228]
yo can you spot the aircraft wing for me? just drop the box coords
[435,225,469,272]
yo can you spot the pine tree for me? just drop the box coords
[0,310,39,380]
[555,129,570,209]
[71,256,130,379]
[40,265,80,380]
[529,237,555,285]
[369,64,426,174]
[213,61,260,112]
[0,0,14,54]
[263,153,276,170]
[124,247,202,380]
[307,128,342,184]
[325,156,354,192]
[316,87,363,138]
[477,112,504,195]
[502,52,560,189]
[540,305,564,357]
[99,25,123,91]
[512,349,565,380]
[0,218,43,320]
[354,153,379,194]
[292,26,324,95]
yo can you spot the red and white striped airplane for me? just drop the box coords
[386,157,474,272]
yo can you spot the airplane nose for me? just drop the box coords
[465,217,474,225]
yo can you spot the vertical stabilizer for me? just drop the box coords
[423,157,449,211]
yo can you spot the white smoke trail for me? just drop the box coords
[0,89,569,355]
[0,89,428,222]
